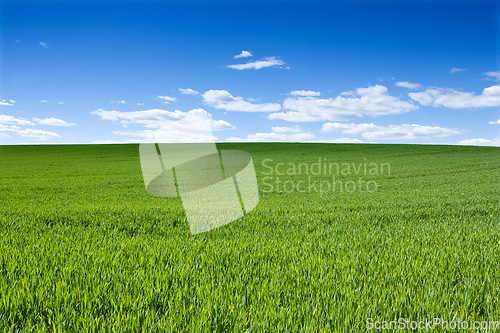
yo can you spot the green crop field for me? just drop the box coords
[0,143,499,332]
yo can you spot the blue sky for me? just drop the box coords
[0,0,499,145]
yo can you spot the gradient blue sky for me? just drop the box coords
[0,0,499,145]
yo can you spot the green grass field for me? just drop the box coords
[0,143,499,332]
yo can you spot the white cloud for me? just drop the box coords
[39,100,64,104]
[157,96,176,103]
[33,117,76,126]
[0,115,62,141]
[269,85,417,122]
[488,119,500,125]
[322,122,378,134]
[179,88,199,95]
[395,81,422,89]
[290,90,321,97]
[111,100,126,105]
[409,85,500,109]
[227,57,285,70]
[0,124,21,133]
[0,115,34,126]
[271,125,301,133]
[92,108,233,131]
[234,50,252,58]
[92,108,235,143]
[321,122,462,140]
[0,99,15,106]
[111,129,217,143]
[137,103,145,106]
[92,139,134,144]
[324,138,364,143]
[227,132,315,142]
[484,71,500,81]
[449,67,465,73]
[202,90,281,112]
[458,138,500,146]
[39,41,49,48]
[17,128,59,140]
[0,124,59,140]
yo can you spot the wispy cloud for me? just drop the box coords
[202,90,281,112]
[449,67,465,73]
[458,137,500,146]
[484,71,500,81]
[0,124,59,140]
[324,138,364,143]
[111,100,126,105]
[271,125,301,133]
[409,85,500,109]
[234,50,252,58]
[395,81,422,89]
[0,114,34,126]
[227,56,285,70]
[33,117,76,126]
[290,90,321,97]
[39,100,64,104]
[0,99,15,106]
[321,122,462,140]
[92,108,234,143]
[0,115,66,140]
[157,95,176,104]
[269,85,417,122]
[92,108,234,129]
[488,119,500,125]
[17,128,59,140]
[39,41,49,48]
[179,88,199,95]
[227,131,315,142]
[228,125,315,142]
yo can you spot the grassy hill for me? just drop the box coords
[0,143,499,331]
